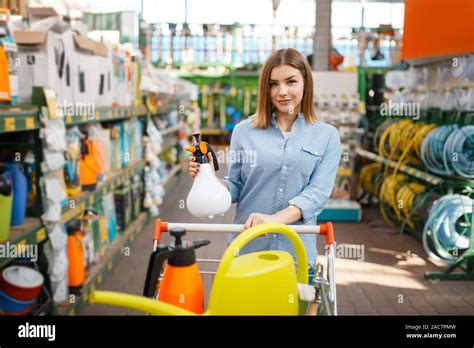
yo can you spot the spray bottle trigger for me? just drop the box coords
[185,146,196,154]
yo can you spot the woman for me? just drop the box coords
[189,48,341,262]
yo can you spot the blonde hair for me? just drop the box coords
[252,48,317,129]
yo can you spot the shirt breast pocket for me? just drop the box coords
[299,143,324,177]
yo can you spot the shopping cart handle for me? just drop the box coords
[153,219,168,247]
[153,220,336,247]
[319,222,335,245]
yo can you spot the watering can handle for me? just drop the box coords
[214,222,309,287]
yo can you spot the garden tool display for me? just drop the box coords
[90,221,338,316]
[185,133,231,219]
[143,226,210,314]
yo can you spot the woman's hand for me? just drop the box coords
[188,155,200,177]
[244,213,281,229]
[188,153,216,178]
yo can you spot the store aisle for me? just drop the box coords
[83,169,474,316]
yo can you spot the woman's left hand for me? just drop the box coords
[244,213,281,229]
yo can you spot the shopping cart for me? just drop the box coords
[91,220,337,316]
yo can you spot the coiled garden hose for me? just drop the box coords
[360,162,383,196]
[444,126,474,179]
[421,125,474,179]
[377,119,437,167]
[420,125,457,176]
[422,194,473,264]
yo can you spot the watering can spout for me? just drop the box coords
[90,290,197,316]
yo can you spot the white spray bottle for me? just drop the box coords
[186,133,231,219]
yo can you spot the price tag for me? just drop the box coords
[36,228,46,242]
[43,88,58,120]
[4,118,15,131]
[25,117,35,129]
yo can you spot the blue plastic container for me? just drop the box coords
[0,289,34,313]
[4,163,27,227]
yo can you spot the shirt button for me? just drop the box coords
[279,188,283,192]
[280,146,284,150]
[283,166,287,170]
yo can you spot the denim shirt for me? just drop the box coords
[223,112,341,263]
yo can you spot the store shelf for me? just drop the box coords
[57,211,150,315]
[201,128,231,136]
[355,147,444,185]
[0,218,46,268]
[64,105,148,126]
[0,161,146,269]
[60,161,145,224]
[0,106,40,134]
[162,164,182,186]
[0,105,149,133]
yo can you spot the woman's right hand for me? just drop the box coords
[188,156,200,177]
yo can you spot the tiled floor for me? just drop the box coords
[82,171,474,315]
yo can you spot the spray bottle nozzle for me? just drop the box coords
[194,240,211,249]
[170,227,186,247]
[192,133,202,143]
[185,133,219,171]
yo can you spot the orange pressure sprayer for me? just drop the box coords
[143,227,210,314]
[66,219,85,293]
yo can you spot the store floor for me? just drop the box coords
[82,170,474,316]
